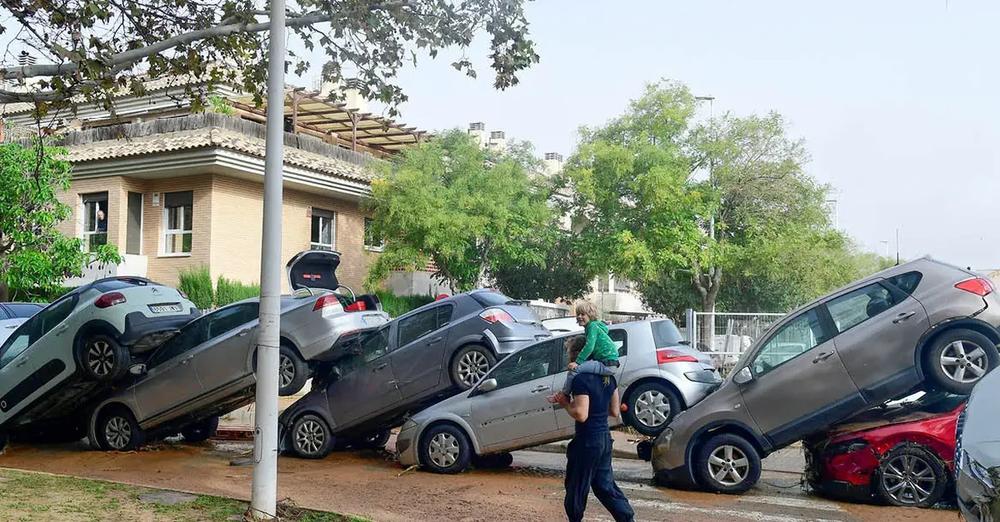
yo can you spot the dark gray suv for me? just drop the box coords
[280,289,550,458]
[654,257,1000,494]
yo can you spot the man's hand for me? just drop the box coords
[547,391,569,405]
[567,361,579,371]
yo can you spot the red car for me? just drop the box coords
[804,392,965,508]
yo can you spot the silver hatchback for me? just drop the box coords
[395,319,721,473]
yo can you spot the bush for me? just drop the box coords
[374,290,434,318]
[216,276,260,307]
[178,266,214,309]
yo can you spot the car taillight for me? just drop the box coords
[345,301,367,312]
[955,277,994,297]
[313,295,341,311]
[480,308,515,325]
[95,292,127,308]
[656,348,699,364]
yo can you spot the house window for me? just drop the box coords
[82,192,109,252]
[162,191,193,255]
[364,218,384,251]
[311,209,336,251]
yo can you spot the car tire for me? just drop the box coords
[79,334,129,382]
[874,445,948,508]
[450,345,496,390]
[353,429,391,450]
[419,423,472,474]
[95,407,144,451]
[624,381,680,437]
[279,345,309,396]
[472,452,514,469]
[694,433,762,494]
[289,414,333,459]
[923,329,999,395]
[181,416,219,443]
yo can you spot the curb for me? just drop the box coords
[532,441,641,461]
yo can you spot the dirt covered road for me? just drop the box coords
[0,439,953,522]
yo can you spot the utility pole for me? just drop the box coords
[251,0,285,518]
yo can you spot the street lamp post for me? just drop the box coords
[251,0,286,518]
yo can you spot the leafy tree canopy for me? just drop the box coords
[364,129,551,292]
[0,141,121,301]
[0,0,538,117]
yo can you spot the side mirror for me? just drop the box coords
[476,378,498,394]
[129,364,147,376]
[733,367,754,385]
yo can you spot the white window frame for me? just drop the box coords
[81,192,109,253]
[161,192,193,257]
[364,217,384,252]
[310,209,336,251]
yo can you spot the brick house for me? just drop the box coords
[1,80,427,292]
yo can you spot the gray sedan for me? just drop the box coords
[395,319,721,473]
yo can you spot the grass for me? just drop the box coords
[0,468,364,522]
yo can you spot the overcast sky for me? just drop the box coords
[293,0,1000,269]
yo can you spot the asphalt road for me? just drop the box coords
[0,438,954,522]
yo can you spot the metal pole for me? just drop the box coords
[251,0,285,518]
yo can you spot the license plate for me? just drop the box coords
[149,303,183,314]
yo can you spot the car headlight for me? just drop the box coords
[684,369,722,384]
[968,454,997,489]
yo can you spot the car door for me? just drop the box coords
[738,307,864,448]
[192,303,260,392]
[390,304,452,398]
[132,318,209,423]
[325,326,402,428]
[468,338,563,452]
[0,295,78,426]
[825,281,929,402]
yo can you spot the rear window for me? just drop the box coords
[470,291,513,308]
[91,278,147,293]
[651,320,684,347]
[6,303,43,318]
[886,271,922,295]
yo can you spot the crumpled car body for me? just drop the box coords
[805,392,964,507]
[956,363,1000,521]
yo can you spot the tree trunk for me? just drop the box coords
[0,282,8,302]
[691,261,723,352]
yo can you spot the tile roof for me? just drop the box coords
[66,121,380,183]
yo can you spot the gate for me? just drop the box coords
[686,311,785,373]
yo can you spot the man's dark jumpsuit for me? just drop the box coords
[564,372,635,522]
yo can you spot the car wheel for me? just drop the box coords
[874,446,947,508]
[473,452,514,469]
[450,345,496,390]
[354,429,391,450]
[290,414,333,459]
[419,423,472,474]
[79,334,129,382]
[181,416,220,443]
[694,433,761,494]
[624,381,680,436]
[278,345,309,396]
[924,329,1000,395]
[96,408,144,451]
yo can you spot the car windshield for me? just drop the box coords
[470,291,513,307]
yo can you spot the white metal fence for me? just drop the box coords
[686,311,786,373]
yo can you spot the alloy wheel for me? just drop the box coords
[87,339,116,377]
[881,454,937,505]
[428,432,460,468]
[940,340,988,384]
[635,390,671,428]
[294,419,326,456]
[457,351,490,387]
[105,416,132,450]
[279,354,295,389]
[707,445,750,487]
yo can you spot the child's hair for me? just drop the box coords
[574,300,600,323]
[565,335,586,361]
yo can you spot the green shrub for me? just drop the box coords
[374,290,434,317]
[178,266,214,309]
[216,276,260,307]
